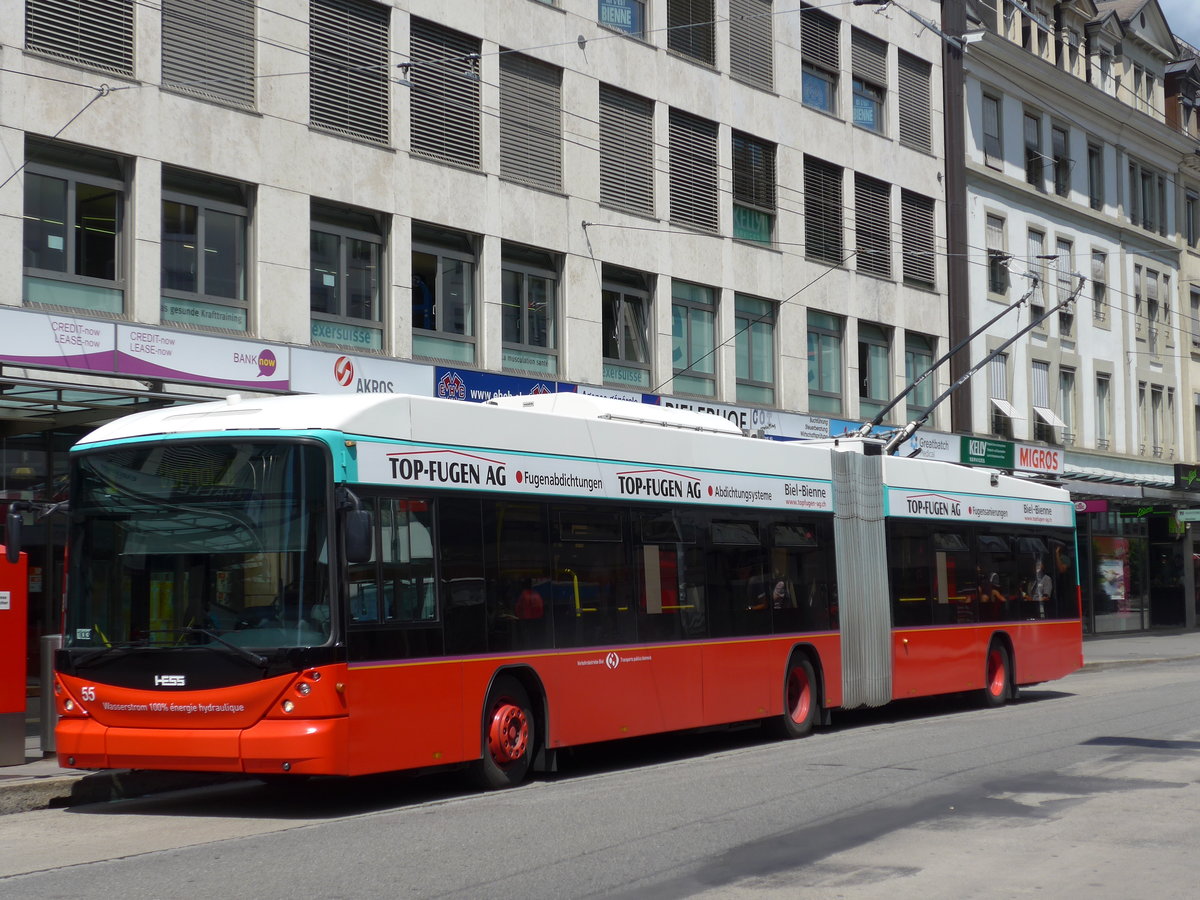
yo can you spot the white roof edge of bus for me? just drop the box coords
[485,392,743,435]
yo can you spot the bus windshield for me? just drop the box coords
[66,440,332,652]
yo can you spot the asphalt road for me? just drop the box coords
[2,659,1199,899]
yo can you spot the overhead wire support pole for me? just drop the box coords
[882,273,1087,455]
[855,271,1036,438]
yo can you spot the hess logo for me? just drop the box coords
[154,675,186,687]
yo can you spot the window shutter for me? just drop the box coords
[499,53,563,191]
[667,0,715,65]
[162,0,256,108]
[801,6,840,71]
[729,0,773,89]
[410,19,482,168]
[26,0,135,76]
[599,85,655,215]
[901,190,935,287]
[804,155,843,262]
[852,29,887,86]
[990,355,1008,401]
[854,174,891,277]
[309,0,390,144]
[897,51,931,151]
[1032,361,1050,408]
[669,109,719,232]
[732,132,776,211]
[1091,250,1106,282]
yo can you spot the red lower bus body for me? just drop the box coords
[55,622,1079,777]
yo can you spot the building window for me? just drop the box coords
[985,214,1008,295]
[801,5,840,114]
[858,322,890,421]
[1096,374,1110,449]
[1146,270,1160,355]
[982,93,1002,169]
[1055,237,1074,336]
[599,85,654,215]
[26,0,134,75]
[1128,158,1167,235]
[1051,125,1070,197]
[989,353,1015,439]
[1023,111,1043,189]
[667,0,715,65]
[901,191,935,289]
[732,132,776,244]
[310,202,383,351]
[1191,289,1200,350]
[598,0,646,39]
[1087,143,1104,210]
[1027,228,1046,321]
[162,0,255,108]
[1138,381,1147,454]
[672,281,717,398]
[735,294,775,405]
[161,169,249,331]
[22,139,126,315]
[904,332,934,421]
[309,0,390,144]
[1058,367,1075,445]
[855,174,892,278]
[1186,190,1200,248]
[807,311,843,415]
[898,51,932,152]
[499,53,563,191]
[804,156,843,263]
[1151,385,1164,457]
[412,223,476,364]
[1091,250,1107,322]
[602,266,652,388]
[409,19,482,168]
[669,109,719,232]
[851,29,887,133]
[502,243,558,376]
[1032,360,1065,444]
[729,0,773,90]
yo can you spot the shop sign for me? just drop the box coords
[434,367,555,403]
[1173,464,1200,491]
[0,307,115,373]
[960,436,1013,469]
[1014,443,1064,475]
[116,325,290,391]
[1176,509,1200,522]
[291,348,431,395]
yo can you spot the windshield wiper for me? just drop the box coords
[73,641,153,667]
[182,628,268,667]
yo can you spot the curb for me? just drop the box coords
[0,770,240,816]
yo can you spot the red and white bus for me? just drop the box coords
[44,392,1081,787]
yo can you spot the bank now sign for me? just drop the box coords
[1015,443,1064,475]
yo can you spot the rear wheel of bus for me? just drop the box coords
[767,652,819,739]
[471,674,535,789]
[982,640,1013,708]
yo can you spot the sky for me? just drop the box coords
[1158,0,1200,51]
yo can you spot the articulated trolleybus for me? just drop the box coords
[47,392,1081,787]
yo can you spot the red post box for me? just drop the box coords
[0,548,29,766]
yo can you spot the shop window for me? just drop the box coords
[23,139,127,315]
[310,201,384,351]
[161,168,250,332]
[735,294,776,406]
[412,223,477,364]
[602,266,652,389]
[501,243,559,376]
[671,280,716,398]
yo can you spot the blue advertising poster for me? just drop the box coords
[434,367,557,402]
[598,0,644,36]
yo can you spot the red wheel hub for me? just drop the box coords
[987,649,1006,696]
[487,701,529,765]
[787,666,811,724]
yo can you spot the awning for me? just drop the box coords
[990,397,1021,418]
[1033,406,1068,428]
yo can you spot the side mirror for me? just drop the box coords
[344,508,373,564]
[5,509,22,564]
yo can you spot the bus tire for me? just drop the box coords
[982,642,1012,708]
[471,674,535,789]
[768,654,818,739]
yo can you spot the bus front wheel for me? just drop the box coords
[982,642,1012,708]
[471,674,535,789]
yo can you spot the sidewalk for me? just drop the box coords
[4,630,1200,815]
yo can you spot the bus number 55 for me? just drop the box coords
[80,686,96,702]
